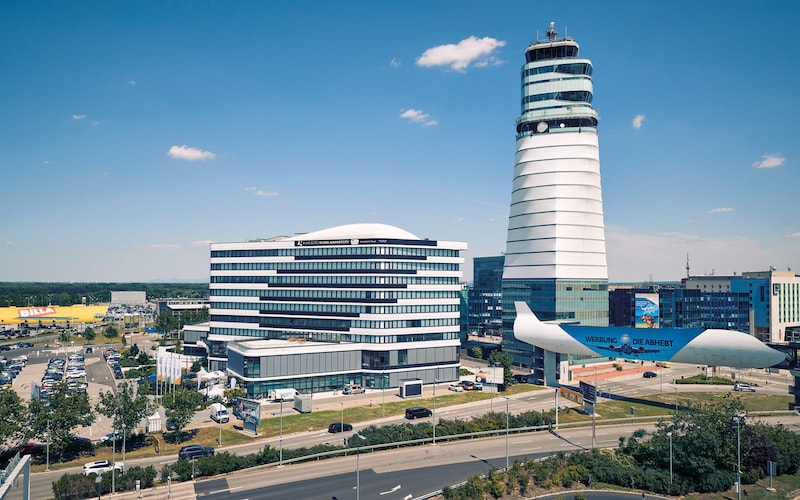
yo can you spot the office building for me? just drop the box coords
[468,256,504,334]
[201,223,466,399]
[502,23,609,385]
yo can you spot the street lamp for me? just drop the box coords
[122,422,127,467]
[734,414,742,500]
[279,398,284,466]
[501,396,510,471]
[381,374,389,418]
[432,378,439,445]
[353,433,367,500]
[111,415,116,495]
[339,401,344,444]
[667,431,673,485]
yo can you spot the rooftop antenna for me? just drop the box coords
[546,22,558,42]
[685,253,690,279]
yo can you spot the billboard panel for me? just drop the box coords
[635,293,659,329]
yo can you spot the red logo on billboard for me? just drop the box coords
[18,307,57,318]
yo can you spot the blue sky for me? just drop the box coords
[1,1,798,283]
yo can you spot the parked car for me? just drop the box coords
[642,371,657,378]
[343,384,365,395]
[448,383,464,392]
[82,460,124,476]
[327,422,353,433]
[459,380,476,390]
[733,383,756,392]
[178,444,215,460]
[405,406,432,419]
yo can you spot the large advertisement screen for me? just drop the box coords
[635,293,659,329]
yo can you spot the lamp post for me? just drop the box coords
[279,398,283,466]
[592,366,598,449]
[735,414,742,500]
[502,396,510,471]
[381,374,388,418]
[122,422,127,467]
[432,378,439,445]
[111,415,116,495]
[45,415,50,472]
[339,401,344,444]
[667,431,673,485]
[353,433,366,500]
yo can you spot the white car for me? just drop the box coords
[448,383,464,392]
[82,460,124,476]
[65,369,86,379]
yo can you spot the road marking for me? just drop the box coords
[403,495,413,500]
[380,485,401,495]
[521,447,542,451]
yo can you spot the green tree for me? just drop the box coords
[95,382,155,450]
[83,327,96,342]
[470,346,483,359]
[128,344,140,358]
[223,387,245,403]
[28,383,94,460]
[488,350,513,386]
[154,312,178,338]
[0,390,26,447]
[103,325,118,339]
[162,388,204,433]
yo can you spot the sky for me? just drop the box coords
[1,1,798,284]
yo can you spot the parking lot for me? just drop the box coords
[10,342,121,442]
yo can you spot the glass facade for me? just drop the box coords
[207,224,466,399]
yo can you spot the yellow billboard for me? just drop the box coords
[0,305,108,328]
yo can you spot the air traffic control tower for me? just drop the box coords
[502,23,609,385]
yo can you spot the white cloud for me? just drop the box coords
[42,160,54,165]
[789,233,800,239]
[707,207,734,214]
[127,80,136,86]
[454,217,464,224]
[5,242,15,246]
[167,145,216,161]
[753,153,785,169]
[244,186,278,197]
[390,58,400,68]
[146,243,181,250]
[191,240,214,247]
[416,36,506,72]
[400,108,438,127]
[72,114,86,120]
[632,114,645,129]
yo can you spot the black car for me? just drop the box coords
[405,406,433,419]
[643,371,658,378]
[328,422,353,433]
[178,444,214,460]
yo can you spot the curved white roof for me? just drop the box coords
[289,223,420,241]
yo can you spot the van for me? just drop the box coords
[343,384,365,395]
[210,402,229,423]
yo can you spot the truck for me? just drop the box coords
[209,402,229,423]
[267,388,299,401]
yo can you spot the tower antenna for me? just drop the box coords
[686,253,690,279]
[546,22,558,42]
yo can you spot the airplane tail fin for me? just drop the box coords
[515,301,540,323]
